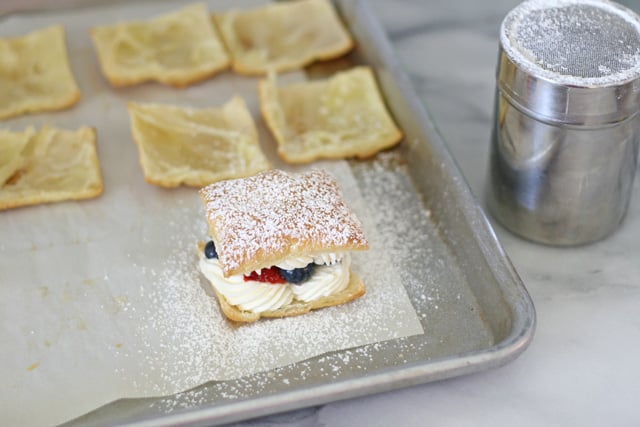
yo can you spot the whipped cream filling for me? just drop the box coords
[198,253,351,313]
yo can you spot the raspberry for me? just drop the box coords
[244,267,285,284]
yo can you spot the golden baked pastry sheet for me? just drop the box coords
[0,126,103,211]
[0,25,80,120]
[91,3,230,87]
[199,169,369,276]
[259,66,403,163]
[214,0,353,74]
[128,96,270,188]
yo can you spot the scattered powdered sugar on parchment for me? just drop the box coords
[351,154,441,323]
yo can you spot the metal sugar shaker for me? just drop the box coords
[486,0,640,245]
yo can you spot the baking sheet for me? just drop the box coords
[0,1,426,425]
[0,0,536,426]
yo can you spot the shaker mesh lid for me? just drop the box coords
[501,0,640,87]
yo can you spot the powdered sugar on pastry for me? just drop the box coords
[199,169,369,277]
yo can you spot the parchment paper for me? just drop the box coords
[0,1,423,425]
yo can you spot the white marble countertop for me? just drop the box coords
[231,0,640,426]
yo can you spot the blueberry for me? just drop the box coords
[279,263,315,284]
[204,240,218,259]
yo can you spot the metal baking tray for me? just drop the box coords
[3,0,536,425]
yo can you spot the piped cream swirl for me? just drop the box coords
[291,254,351,302]
[199,258,294,312]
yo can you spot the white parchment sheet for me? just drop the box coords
[0,1,424,425]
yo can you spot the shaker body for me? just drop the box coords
[487,89,640,245]
[487,0,640,245]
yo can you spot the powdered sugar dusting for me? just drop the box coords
[199,169,369,276]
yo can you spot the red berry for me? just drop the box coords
[244,267,285,284]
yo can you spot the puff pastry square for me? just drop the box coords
[200,169,369,277]
[259,66,403,163]
[0,26,81,120]
[91,3,230,87]
[0,126,103,211]
[128,96,270,188]
[214,0,353,75]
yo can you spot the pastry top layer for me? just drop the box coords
[214,0,353,75]
[127,96,269,188]
[0,126,103,211]
[199,169,368,276]
[258,66,403,164]
[91,3,229,87]
[0,25,81,120]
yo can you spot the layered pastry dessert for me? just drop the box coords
[197,169,368,322]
